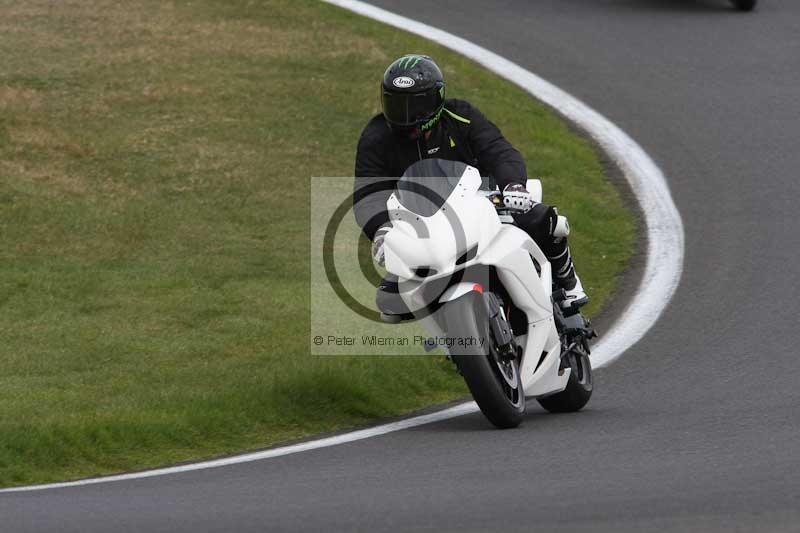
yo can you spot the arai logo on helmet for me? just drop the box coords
[392,76,415,89]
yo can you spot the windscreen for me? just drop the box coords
[395,159,467,217]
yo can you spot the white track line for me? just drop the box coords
[0,403,480,493]
[0,0,683,494]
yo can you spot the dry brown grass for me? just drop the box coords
[0,87,42,111]
[0,0,386,69]
[0,160,86,196]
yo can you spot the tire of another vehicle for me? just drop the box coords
[444,291,524,429]
[730,0,757,11]
[536,343,593,413]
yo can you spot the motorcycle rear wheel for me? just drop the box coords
[537,340,593,413]
[444,291,524,429]
[730,0,757,11]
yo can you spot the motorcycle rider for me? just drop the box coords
[354,54,588,315]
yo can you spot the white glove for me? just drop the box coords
[502,183,535,213]
[372,225,391,267]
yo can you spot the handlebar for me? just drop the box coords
[479,189,516,223]
[479,189,501,202]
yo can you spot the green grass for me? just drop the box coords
[0,0,635,486]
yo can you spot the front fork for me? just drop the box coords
[481,291,518,361]
[423,289,518,363]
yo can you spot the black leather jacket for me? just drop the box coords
[353,98,527,240]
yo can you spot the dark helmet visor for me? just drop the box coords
[382,88,441,127]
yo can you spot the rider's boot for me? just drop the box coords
[547,240,588,312]
[560,274,588,311]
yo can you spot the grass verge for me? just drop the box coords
[0,0,635,486]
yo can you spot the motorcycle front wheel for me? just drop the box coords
[444,291,524,429]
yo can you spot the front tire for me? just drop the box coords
[730,0,757,11]
[444,291,524,429]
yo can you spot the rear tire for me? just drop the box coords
[537,341,593,413]
[730,0,757,11]
[444,291,524,429]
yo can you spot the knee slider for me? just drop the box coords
[553,214,570,238]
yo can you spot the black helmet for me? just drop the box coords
[381,55,445,140]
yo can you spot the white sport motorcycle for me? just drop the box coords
[380,159,595,428]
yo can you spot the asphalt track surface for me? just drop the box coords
[4,1,800,531]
